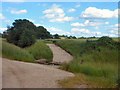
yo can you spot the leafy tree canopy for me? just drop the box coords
[4,19,51,48]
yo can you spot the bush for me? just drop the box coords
[97,36,114,47]
[98,36,113,43]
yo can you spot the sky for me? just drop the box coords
[0,1,119,37]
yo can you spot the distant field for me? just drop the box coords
[55,39,119,88]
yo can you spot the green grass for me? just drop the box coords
[55,39,86,57]
[26,41,53,62]
[1,38,53,63]
[55,39,119,88]
[2,40,35,62]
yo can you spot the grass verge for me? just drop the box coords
[2,40,35,62]
[55,39,119,88]
[26,41,53,62]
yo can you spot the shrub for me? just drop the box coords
[97,36,116,48]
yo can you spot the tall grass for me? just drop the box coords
[56,39,118,88]
[55,40,85,57]
[2,40,35,62]
[26,41,53,62]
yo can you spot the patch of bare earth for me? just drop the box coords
[47,44,73,63]
[2,58,74,88]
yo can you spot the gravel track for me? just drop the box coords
[47,44,73,63]
[2,44,74,88]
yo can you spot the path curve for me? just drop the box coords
[2,58,74,88]
[47,44,73,63]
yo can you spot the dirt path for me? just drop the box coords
[2,58,74,88]
[2,44,74,88]
[47,44,73,63]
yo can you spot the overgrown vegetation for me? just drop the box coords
[26,41,53,62]
[2,39,53,63]
[2,40,35,62]
[55,36,119,88]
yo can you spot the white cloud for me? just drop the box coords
[10,9,27,14]
[81,7,118,18]
[71,27,102,37]
[71,20,110,29]
[0,13,5,20]
[71,28,90,34]
[84,20,101,26]
[43,4,74,22]
[110,28,118,35]
[0,28,7,33]
[114,23,120,28]
[68,8,76,12]
[106,23,119,37]
[105,22,109,25]
[47,27,71,35]
[71,20,105,27]
[49,16,73,22]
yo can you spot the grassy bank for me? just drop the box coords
[2,39,53,63]
[26,41,53,62]
[55,38,119,88]
[2,40,35,62]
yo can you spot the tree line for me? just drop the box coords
[1,19,99,48]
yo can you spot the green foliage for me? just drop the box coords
[18,29,36,47]
[0,34,1,37]
[55,39,86,57]
[4,19,51,48]
[6,19,36,48]
[26,41,53,62]
[98,36,113,44]
[36,26,52,39]
[97,36,118,49]
[56,37,119,87]
[53,34,60,39]
[67,36,77,39]
[2,40,35,62]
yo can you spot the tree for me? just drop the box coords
[72,36,77,39]
[53,34,60,39]
[35,26,51,39]
[67,36,77,39]
[2,31,7,38]
[18,29,36,48]
[0,33,2,37]
[6,19,36,48]
[4,19,51,47]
